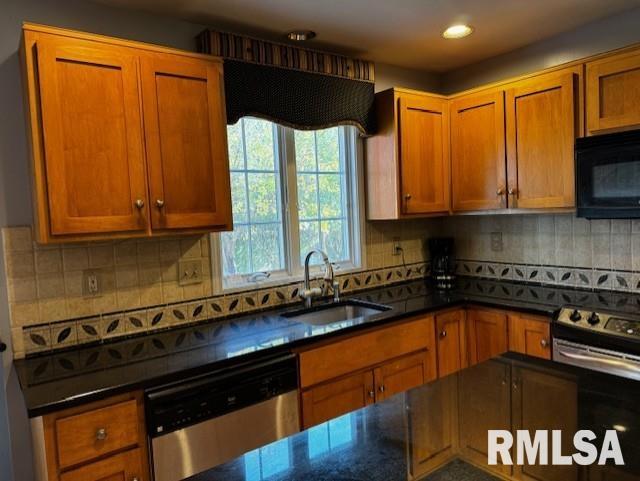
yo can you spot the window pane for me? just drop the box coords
[248,173,279,222]
[230,172,248,224]
[227,121,244,170]
[251,224,283,272]
[297,174,318,220]
[294,130,316,171]
[299,220,320,262]
[322,219,347,261]
[316,128,340,172]
[221,226,250,276]
[244,118,276,170]
[318,174,343,218]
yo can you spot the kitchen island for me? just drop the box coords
[188,352,640,481]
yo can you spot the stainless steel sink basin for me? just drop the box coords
[282,300,391,326]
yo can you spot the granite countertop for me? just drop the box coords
[190,353,640,481]
[15,276,640,416]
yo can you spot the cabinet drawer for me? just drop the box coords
[56,399,139,469]
[299,316,435,388]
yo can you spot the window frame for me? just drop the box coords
[211,121,365,293]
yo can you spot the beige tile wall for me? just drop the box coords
[2,219,438,353]
[441,214,639,271]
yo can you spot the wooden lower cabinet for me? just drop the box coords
[407,374,458,479]
[512,367,578,481]
[458,360,513,478]
[508,313,552,360]
[301,370,375,430]
[59,448,143,481]
[467,308,508,366]
[301,350,434,429]
[38,391,149,481]
[435,310,467,377]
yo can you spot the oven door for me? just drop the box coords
[576,131,640,218]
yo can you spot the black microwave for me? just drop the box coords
[576,129,640,219]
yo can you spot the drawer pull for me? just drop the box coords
[439,330,447,339]
[540,339,549,348]
[368,390,375,398]
[96,428,108,441]
[378,385,385,393]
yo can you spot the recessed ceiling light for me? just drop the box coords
[442,24,474,39]
[287,30,317,41]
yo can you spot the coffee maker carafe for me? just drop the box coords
[428,237,456,289]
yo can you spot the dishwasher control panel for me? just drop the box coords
[145,353,298,436]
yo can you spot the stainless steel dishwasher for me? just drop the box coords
[145,352,300,481]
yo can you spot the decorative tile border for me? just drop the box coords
[457,259,639,293]
[20,262,429,357]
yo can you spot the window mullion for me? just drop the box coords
[283,126,302,276]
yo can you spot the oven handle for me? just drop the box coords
[557,349,640,373]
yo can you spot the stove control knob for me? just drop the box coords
[587,312,600,326]
[569,310,582,322]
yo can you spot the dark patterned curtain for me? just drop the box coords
[197,30,376,135]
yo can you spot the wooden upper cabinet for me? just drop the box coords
[365,89,450,219]
[140,55,232,231]
[27,33,149,238]
[587,48,640,135]
[505,67,581,209]
[450,91,507,212]
[22,24,231,242]
[398,94,450,215]
[466,308,508,366]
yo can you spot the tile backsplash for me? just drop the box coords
[442,214,640,291]
[2,220,437,358]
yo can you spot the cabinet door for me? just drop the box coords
[35,35,149,236]
[407,374,458,479]
[450,91,507,212]
[398,94,450,215]
[508,313,551,360]
[435,310,467,377]
[458,360,512,477]
[141,55,232,231]
[60,448,144,481]
[512,367,578,481]
[587,49,640,135]
[301,370,374,429]
[505,68,579,209]
[373,350,435,402]
[467,308,508,366]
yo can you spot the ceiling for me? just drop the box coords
[92,0,640,72]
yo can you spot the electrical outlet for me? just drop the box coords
[491,232,504,252]
[82,269,102,297]
[392,237,402,256]
[179,259,203,286]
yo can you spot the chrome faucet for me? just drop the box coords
[300,250,334,308]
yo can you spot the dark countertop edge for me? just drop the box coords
[21,285,560,417]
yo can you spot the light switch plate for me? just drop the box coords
[490,232,503,252]
[178,259,203,286]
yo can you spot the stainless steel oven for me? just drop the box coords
[145,353,300,481]
[576,129,640,218]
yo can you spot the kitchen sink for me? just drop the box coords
[282,300,391,326]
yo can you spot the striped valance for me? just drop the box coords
[197,30,376,134]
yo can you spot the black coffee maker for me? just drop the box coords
[428,237,456,289]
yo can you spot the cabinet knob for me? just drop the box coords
[496,187,504,196]
[156,199,165,208]
[512,380,519,390]
[368,390,375,398]
[439,330,447,339]
[379,385,385,393]
[134,199,145,209]
[540,339,549,348]
[508,188,517,196]
[132,478,139,481]
[96,428,107,441]
[404,194,412,200]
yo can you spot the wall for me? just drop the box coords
[441,215,640,292]
[441,7,640,93]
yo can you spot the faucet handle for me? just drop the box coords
[332,281,341,302]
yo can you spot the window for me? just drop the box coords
[218,118,362,289]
